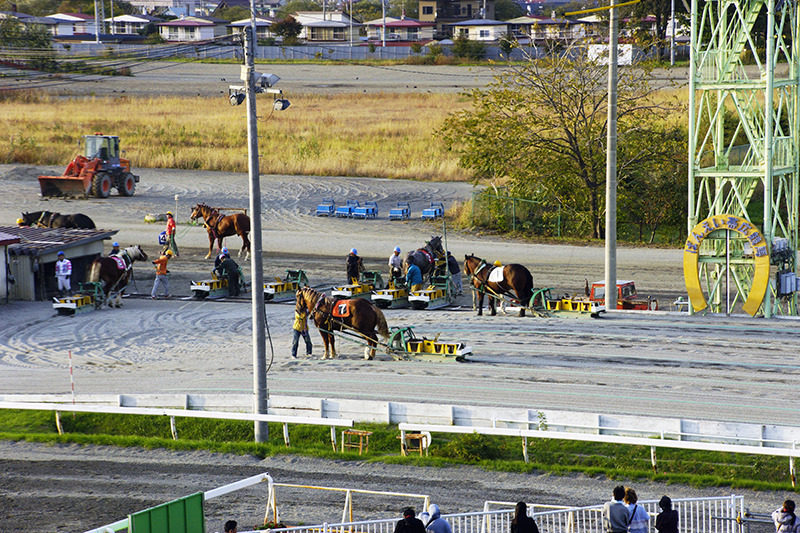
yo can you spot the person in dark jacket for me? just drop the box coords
[346,248,364,283]
[655,495,679,533]
[214,255,240,296]
[446,251,462,295]
[394,507,426,533]
[510,502,539,533]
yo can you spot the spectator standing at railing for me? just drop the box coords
[510,502,540,533]
[655,496,678,533]
[425,504,452,533]
[394,507,426,533]
[772,500,797,533]
[624,487,650,533]
[602,485,628,533]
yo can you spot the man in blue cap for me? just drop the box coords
[389,246,403,282]
[215,247,229,269]
[346,248,363,284]
[109,242,120,256]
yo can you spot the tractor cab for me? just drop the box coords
[589,280,658,310]
[84,134,120,164]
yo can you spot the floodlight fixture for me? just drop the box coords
[257,73,280,88]
[273,98,291,111]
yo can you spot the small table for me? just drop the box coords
[342,429,373,455]
[398,432,428,457]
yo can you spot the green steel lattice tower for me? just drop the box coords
[688,0,800,316]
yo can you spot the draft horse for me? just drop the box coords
[463,254,534,317]
[403,235,445,281]
[296,286,390,360]
[190,203,251,260]
[20,211,96,229]
[88,245,148,308]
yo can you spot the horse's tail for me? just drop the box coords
[374,306,390,340]
[89,260,101,283]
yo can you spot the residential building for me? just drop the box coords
[451,18,505,41]
[364,16,435,41]
[103,13,163,35]
[157,15,228,41]
[227,16,275,39]
[505,14,590,43]
[419,0,495,38]
[46,12,99,36]
[293,11,362,43]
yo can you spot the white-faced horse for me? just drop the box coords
[88,245,148,308]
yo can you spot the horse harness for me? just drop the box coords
[204,212,224,240]
[468,260,517,303]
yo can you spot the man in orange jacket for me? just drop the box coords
[151,250,172,299]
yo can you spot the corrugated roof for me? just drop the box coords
[0,231,21,247]
[0,226,117,257]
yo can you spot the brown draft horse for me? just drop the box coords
[296,286,390,360]
[190,203,251,260]
[88,245,148,308]
[463,254,534,317]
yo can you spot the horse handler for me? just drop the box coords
[151,250,172,299]
[406,262,423,292]
[291,308,313,358]
[162,212,179,257]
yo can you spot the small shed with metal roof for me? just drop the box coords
[1,226,117,301]
[0,231,22,304]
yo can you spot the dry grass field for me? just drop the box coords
[0,91,471,181]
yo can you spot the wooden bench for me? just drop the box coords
[342,429,373,454]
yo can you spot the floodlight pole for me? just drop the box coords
[244,10,269,442]
[604,0,618,314]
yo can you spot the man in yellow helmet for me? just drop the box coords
[151,250,172,299]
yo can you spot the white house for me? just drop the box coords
[157,15,227,41]
[46,12,99,36]
[227,16,274,39]
[451,18,506,41]
[364,16,435,42]
[293,11,362,43]
[103,13,163,35]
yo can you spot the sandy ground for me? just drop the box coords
[0,63,797,532]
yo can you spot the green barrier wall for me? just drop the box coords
[130,492,205,533]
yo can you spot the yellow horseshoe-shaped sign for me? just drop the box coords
[683,214,770,316]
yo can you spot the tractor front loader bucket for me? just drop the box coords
[38,174,92,198]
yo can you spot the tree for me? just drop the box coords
[0,17,55,70]
[271,16,303,43]
[438,44,682,239]
[214,5,251,21]
[630,0,688,58]
[350,0,382,22]
[277,0,321,18]
[494,0,524,21]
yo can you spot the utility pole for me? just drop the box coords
[604,0,618,314]
[243,10,269,442]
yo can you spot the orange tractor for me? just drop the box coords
[38,134,139,198]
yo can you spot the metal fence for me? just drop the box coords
[255,495,744,533]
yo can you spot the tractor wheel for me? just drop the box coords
[118,173,136,197]
[91,173,112,198]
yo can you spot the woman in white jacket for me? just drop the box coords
[772,500,798,533]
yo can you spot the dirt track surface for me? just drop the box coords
[0,63,796,532]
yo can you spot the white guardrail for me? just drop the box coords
[3,394,800,482]
[252,496,745,533]
[0,401,353,449]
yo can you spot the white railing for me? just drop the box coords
[399,422,800,485]
[0,401,352,449]
[249,495,744,533]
